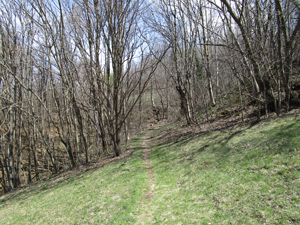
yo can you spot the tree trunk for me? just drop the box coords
[139,76,142,131]
[151,79,155,108]
[73,99,88,164]
[98,111,108,154]
[28,147,32,184]
[0,156,8,193]
[113,131,122,157]
[176,85,192,125]
[61,138,76,168]
[238,80,245,122]
[200,3,216,106]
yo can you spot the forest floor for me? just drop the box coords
[0,109,300,224]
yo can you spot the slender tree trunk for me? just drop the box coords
[238,80,244,122]
[28,147,32,184]
[0,156,8,193]
[139,76,142,131]
[176,85,192,125]
[124,100,129,148]
[2,150,10,192]
[113,130,122,157]
[200,3,215,106]
[8,110,15,191]
[207,74,215,106]
[33,125,39,181]
[73,99,88,164]
[15,111,22,187]
[166,76,169,120]
[151,79,155,108]
[73,115,80,162]
[98,112,108,154]
[63,139,76,168]
[215,46,220,100]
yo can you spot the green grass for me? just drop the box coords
[0,115,300,224]
[149,114,300,224]
[0,133,149,225]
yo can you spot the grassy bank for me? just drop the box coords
[0,114,300,224]
[0,132,149,224]
[148,114,300,224]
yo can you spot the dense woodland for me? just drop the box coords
[0,0,299,193]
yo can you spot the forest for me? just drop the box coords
[0,0,299,194]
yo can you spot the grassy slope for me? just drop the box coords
[149,114,300,224]
[0,114,300,224]
[0,132,149,225]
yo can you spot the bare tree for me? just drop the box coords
[213,0,300,116]
[148,0,200,125]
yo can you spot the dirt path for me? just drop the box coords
[136,129,156,224]
[142,129,155,201]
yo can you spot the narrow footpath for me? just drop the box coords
[142,129,155,201]
[136,129,156,224]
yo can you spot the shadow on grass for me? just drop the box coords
[154,116,261,151]
[151,115,300,167]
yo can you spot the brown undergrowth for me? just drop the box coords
[153,108,300,149]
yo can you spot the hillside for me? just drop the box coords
[1,0,300,195]
[0,111,300,224]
